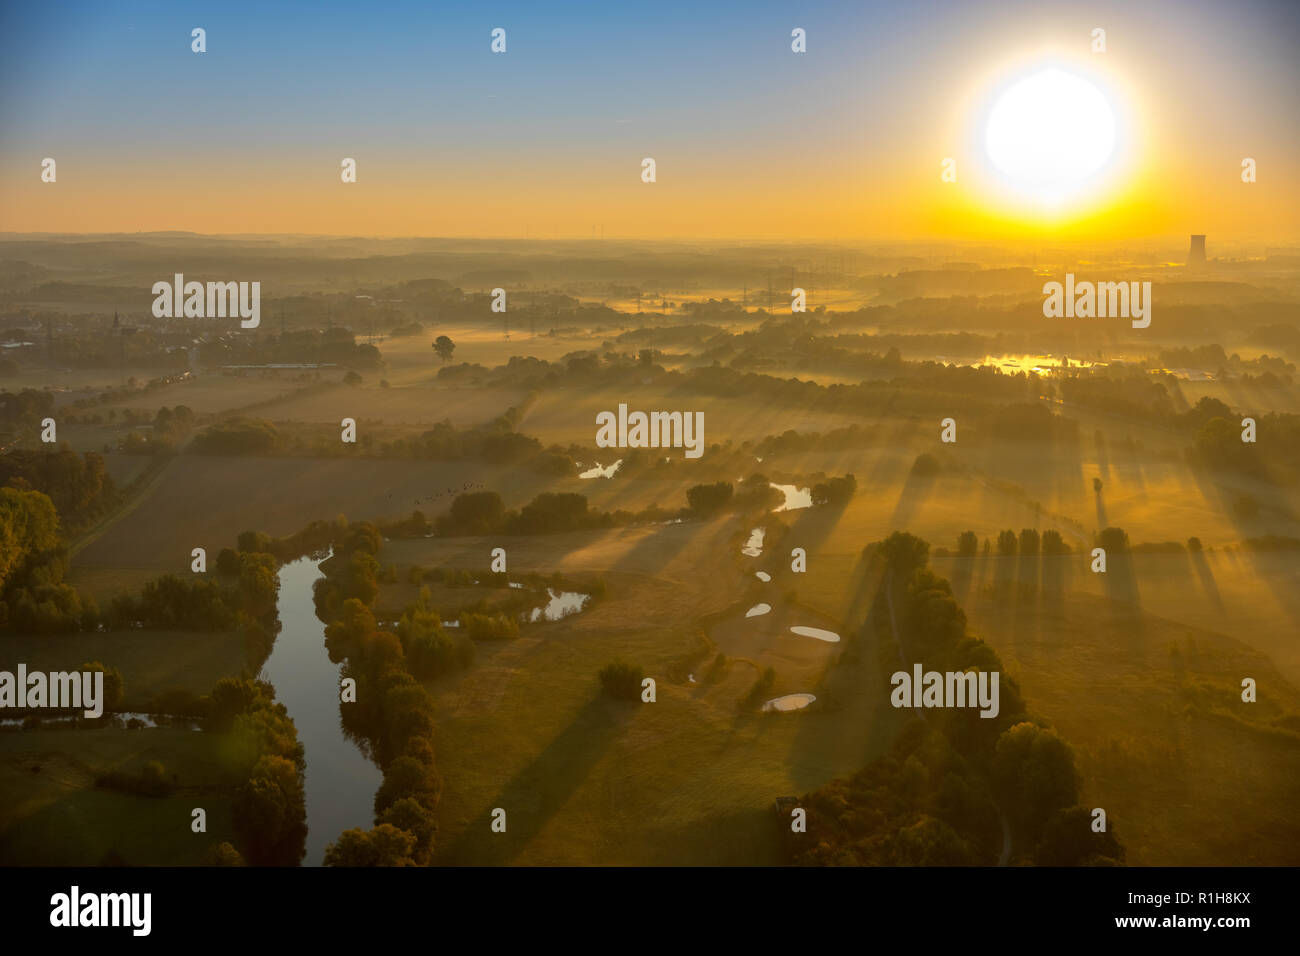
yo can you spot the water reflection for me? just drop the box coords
[261,552,383,866]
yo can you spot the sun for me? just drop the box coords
[984,67,1117,203]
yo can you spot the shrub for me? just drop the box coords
[598,659,643,700]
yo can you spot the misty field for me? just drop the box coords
[961,588,1300,865]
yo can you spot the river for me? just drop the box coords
[261,553,383,866]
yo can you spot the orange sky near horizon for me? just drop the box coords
[2,1,1297,243]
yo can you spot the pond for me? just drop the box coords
[579,459,622,479]
[762,693,816,712]
[770,483,812,512]
[528,589,591,623]
[790,625,841,643]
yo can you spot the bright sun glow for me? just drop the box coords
[985,67,1116,203]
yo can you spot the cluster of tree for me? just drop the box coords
[1192,411,1300,480]
[0,486,100,634]
[395,589,476,679]
[313,522,386,621]
[190,417,280,455]
[206,677,308,866]
[206,327,381,368]
[810,474,857,506]
[460,611,520,641]
[950,528,1072,558]
[790,532,1122,866]
[750,424,885,459]
[108,550,278,630]
[431,475,800,541]
[598,660,644,700]
[95,759,173,798]
[120,404,195,453]
[433,490,617,537]
[234,519,340,563]
[437,351,1038,424]
[12,661,124,722]
[1241,534,1300,551]
[0,446,116,532]
[314,530,442,866]
[0,388,54,430]
[989,528,1073,556]
[396,565,605,628]
[685,482,733,515]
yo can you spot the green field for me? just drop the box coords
[0,727,241,866]
[0,630,246,709]
[421,565,904,865]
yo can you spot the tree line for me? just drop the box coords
[790,532,1124,866]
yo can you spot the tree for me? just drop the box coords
[323,824,417,866]
[378,797,437,864]
[686,481,733,515]
[0,487,61,592]
[215,547,241,575]
[810,474,857,506]
[996,530,1018,556]
[910,453,941,477]
[599,660,643,700]
[80,661,124,712]
[993,723,1080,843]
[1096,526,1130,554]
[208,677,260,731]
[433,335,455,365]
[1034,805,1124,865]
[1194,416,1256,475]
[374,755,441,816]
[879,531,929,577]
[441,491,504,534]
[204,841,246,866]
[512,492,590,533]
[956,531,978,557]
[1041,530,1069,555]
[232,754,307,866]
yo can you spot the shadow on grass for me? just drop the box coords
[435,693,636,865]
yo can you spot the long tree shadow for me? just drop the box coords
[950,555,975,605]
[1188,549,1223,611]
[778,496,852,578]
[888,469,937,533]
[1094,430,1112,482]
[1013,547,1041,646]
[1100,551,1146,650]
[436,693,637,865]
[1039,552,1073,610]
